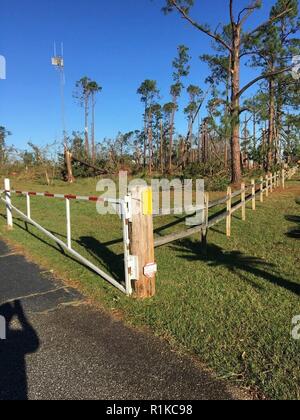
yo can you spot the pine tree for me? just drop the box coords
[168,45,191,172]
[87,81,102,164]
[74,77,92,157]
[0,126,11,165]
[137,80,160,173]
[163,0,296,183]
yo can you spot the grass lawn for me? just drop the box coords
[0,175,300,399]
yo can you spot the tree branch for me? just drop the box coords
[246,3,294,37]
[230,0,235,26]
[237,67,292,98]
[238,1,260,26]
[184,86,212,142]
[239,107,253,115]
[171,0,232,52]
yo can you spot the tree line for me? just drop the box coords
[1,0,299,185]
[50,0,300,184]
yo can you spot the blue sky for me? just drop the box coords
[1,0,276,150]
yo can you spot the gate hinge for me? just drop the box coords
[128,255,139,281]
[124,194,132,221]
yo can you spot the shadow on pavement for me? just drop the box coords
[0,300,39,401]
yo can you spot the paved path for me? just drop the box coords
[0,240,246,400]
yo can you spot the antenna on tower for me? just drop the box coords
[51,41,66,148]
[52,42,64,69]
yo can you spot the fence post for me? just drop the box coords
[4,179,13,229]
[129,185,156,299]
[260,177,264,203]
[226,187,232,237]
[251,179,256,211]
[241,182,246,221]
[66,198,72,250]
[265,175,269,197]
[282,169,285,190]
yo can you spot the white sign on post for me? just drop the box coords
[144,263,157,279]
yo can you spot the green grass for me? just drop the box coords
[0,176,300,399]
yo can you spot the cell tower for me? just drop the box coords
[52,42,67,148]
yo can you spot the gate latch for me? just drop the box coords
[124,195,132,221]
[128,255,139,281]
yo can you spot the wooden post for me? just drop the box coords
[265,175,269,197]
[241,182,246,221]
[251,179,256,211]
[260,177,264,203]
[226,187,232,237]
[129,186,156,298]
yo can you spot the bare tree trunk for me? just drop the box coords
[224,139,228,170]
[242,115,249,170]
[143,110,147,169]
[65,149,75,183]
[169,106,176,172]
[91,93,96,164]
[148,109,153,175]
[230,26,242,184]
[84,94,89,157]
[202,119,209,164]
[262,129,267,169]
[253,111,257,150]
[275,105,283,165]
[197,124,201,163]
[160,120,164,174]
[45,169,50,186]
[267,72,275,170]
[224,54,231,172]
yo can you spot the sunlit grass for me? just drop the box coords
[0,176,299,399]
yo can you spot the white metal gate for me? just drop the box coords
[0,179,137,296]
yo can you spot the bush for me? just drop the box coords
[205,175,229,192]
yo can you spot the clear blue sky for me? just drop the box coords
[1,0,274,150]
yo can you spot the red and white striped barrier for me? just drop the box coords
[0,189,120,203]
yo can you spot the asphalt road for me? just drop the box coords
[0,240,247,400]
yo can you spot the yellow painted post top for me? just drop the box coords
[142,188,153,216]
